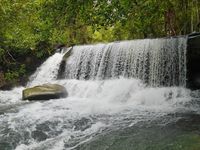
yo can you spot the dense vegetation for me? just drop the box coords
[0,0,200,89]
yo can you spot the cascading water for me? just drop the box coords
[28,53,64,87]
[63,37,187,87]
[0,37,200,150]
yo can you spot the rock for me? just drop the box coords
[57,60,66,79]
[22,84,68,100]
[57,46,73,79]
[187,33,200,89]
[63,46,73,60]
[54,44,66,52]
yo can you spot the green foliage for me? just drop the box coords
[4,71,19,82]
[4,64,26,83]
[0,48,5,60]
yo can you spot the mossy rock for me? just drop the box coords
[22,84,68,100]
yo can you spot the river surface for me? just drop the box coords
[0,78,200,150]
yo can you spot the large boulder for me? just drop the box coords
[22,84,68,100]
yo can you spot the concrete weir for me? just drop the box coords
[58,33,200,90]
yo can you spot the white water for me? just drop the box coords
[64,38,187,87]
[28,53,64,87]
[0,38,199,150]
[0,78,196,150]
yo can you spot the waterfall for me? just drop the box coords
[27,53,64,87]
[1,36,200,150]
[63,37,187,87]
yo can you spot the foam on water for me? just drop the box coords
[0,87,24,104]
[0,78,195,150]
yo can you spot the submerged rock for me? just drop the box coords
[22,84,68,100]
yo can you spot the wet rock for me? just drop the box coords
[187,33,200,89]
[22,84,68,100]
[54,44,66,52]
[57,47,73,79]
